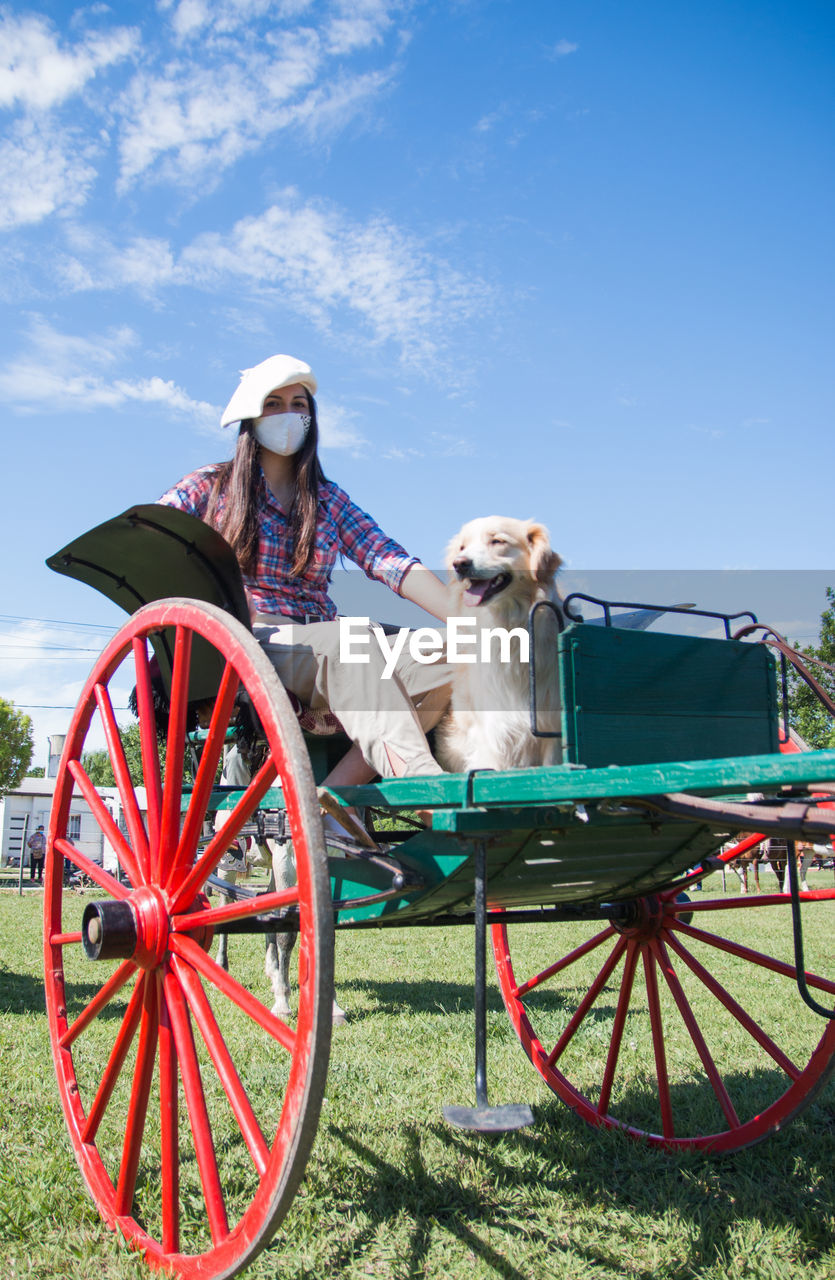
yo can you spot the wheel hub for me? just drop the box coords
[611,894,665,938]
[82,886,170,968]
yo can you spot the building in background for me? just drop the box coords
[0,735,147,874]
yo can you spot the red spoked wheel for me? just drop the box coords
[44,599,333,1278]
[492,863,835,1151]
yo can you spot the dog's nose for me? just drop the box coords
[453,557,474,579]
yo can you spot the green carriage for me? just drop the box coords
[43,505,835,1280]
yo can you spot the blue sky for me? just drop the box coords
[1,0,833,765]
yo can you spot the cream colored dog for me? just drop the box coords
[436,516,564,772]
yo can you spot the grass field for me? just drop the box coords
[1,871,834,1280]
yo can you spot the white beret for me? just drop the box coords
[220,354,317,427]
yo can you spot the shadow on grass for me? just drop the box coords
[321,1099,834,1278]
[330,974,616,1023]
[0,961,46,1013]
[321,1123,532,1279]
[0,962,137,1022]
[331,975,509,1019]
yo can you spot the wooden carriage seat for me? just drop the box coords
[46,504,345,738]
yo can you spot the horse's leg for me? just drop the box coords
[266,836,347,1025]
[799,849,813,893]
[265,840,295,1018]
[212,865,237,972]
[752,857,761,893]
[732,862,747,893]
[261,865,283,1012]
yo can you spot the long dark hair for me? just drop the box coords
[205,390,326,577]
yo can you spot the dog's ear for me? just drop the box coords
[527,522,562,584]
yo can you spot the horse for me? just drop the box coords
[727,838,815,893]
[211,833,347,1025]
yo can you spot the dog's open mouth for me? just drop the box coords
[462,572,512,606]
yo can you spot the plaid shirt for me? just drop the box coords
[158,463,419,620]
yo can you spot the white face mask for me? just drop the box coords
[253,412,311,456]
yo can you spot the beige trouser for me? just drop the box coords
[250,617,452,778]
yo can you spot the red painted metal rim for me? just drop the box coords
[43,599,332,1278]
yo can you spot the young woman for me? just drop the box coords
[158,353,452,839]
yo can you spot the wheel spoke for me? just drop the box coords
[171,661,240,892]
[514,925,618,998]
[64,762,143,890]
[169,756,279,912]
[171,935,296,1053]
[157,971,180,1256]
[82,973,146,1143]
[171,954,270,1176]
[132,638,163,857]
[674,921,835,995]
[60,959,137,1048]
[545,935,627,1068]
[158,625,193,886]
[652,937,740,1129]
[94,681,150,881]
[163,968,230,1246]
[715,832,766,864]
[54,837,129,900]
[668,890,835,912]
[171,885,299,934]
[597,940,640,1116]
[664,931,801,1079]
[115,976,160,1215]
[643,947,674,1138]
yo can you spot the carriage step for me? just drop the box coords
[443,1103,534,1134]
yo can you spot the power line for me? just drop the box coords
[0,655,103,661]
[14,704,131,710]
[0,641,102,652]
[0,612,117,634]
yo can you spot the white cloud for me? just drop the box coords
[383,445,423,460]
[0,317,218,427]
[116,3,402,188]
[0,620,131,763]
[549,39,578,59]
[428,431,474,457]
[0,12,136,111]
[178,193,491,365]
[59,226,177,294]
[116,31,322,188]
[325,0,395,55]
[474,105,508,134]
[317,400,369,452]
[56,192,491,367]
[0,119,97,230]
[51,167,495,371]
[0,4,405,217]
[160,0,316,41]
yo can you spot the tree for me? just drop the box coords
[0,698,34,798]
[788,586,835,750]
[26,765,45,778]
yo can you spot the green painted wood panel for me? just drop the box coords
[559,624,779,768]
